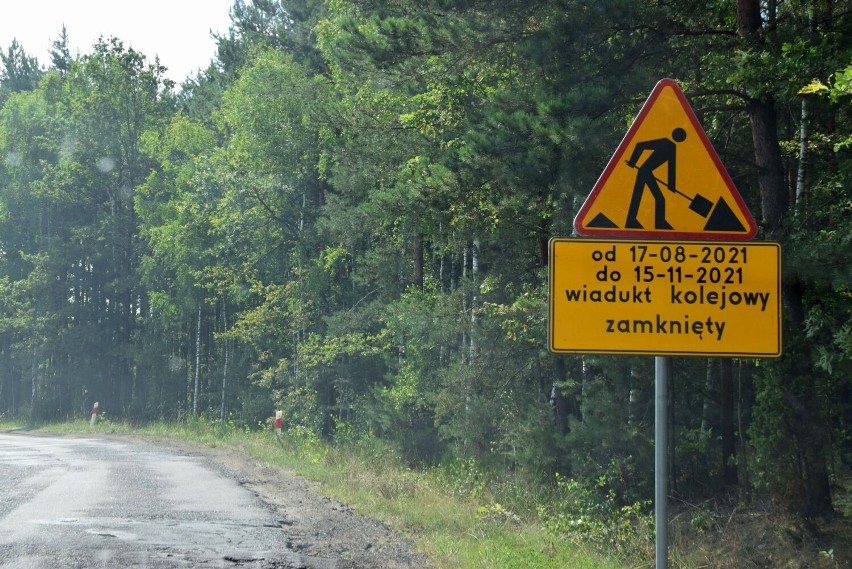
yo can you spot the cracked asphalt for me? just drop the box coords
[0,433,420,568]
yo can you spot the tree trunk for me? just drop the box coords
[736,0,762,38]
[796,97,809,209]
[779,367,834,518]
[629,365,641,427]
[736,361,751,492]
[748,97,832,520]
[737,0,832,517]
[461,247,467,363]
[719,358,738,487]
[220,296,228,422]
[701,358,715,434]
[746,98,788,239]
[30,345,38,423]
[552,357,570,435]
[469,239,479,363]
[412,233,424,288]
[193,303,201,418]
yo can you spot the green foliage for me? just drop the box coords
[537,473,652,558]
[0,40,43,102]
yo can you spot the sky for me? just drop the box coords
[0,0,236,83]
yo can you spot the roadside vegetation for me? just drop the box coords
[6,417,850,568]
[15,417,636,568]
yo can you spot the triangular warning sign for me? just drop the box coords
[574,79,757,240]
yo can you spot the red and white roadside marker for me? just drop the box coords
[90,402,100,426]
[274,410,283,436]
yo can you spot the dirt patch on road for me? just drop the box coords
[98,434,433,569]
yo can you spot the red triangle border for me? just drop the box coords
[573,79,757,241]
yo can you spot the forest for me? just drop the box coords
[0,0,850,538]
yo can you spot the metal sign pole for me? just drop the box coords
[655,356,669,569]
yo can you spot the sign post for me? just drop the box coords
[655,356,669,569]
[548,79,782,568]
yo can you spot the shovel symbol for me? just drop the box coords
[624,161,747,232]
[625,161,713,217]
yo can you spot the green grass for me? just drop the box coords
[3,418,638,569]
[243,433,634,569]
[0,420,21,431]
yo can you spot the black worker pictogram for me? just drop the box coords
[624,128,687,230]
[574,79,757,240]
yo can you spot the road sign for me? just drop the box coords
[548,238,781,357]
[574,79,757,241]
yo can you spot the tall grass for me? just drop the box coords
[242,427,637,569]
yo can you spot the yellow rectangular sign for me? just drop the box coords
[549,239,781,357]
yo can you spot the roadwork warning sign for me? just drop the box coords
[548,238,781,357]
[574,79,757,241]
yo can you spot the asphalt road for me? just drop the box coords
[0,433,336,568]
